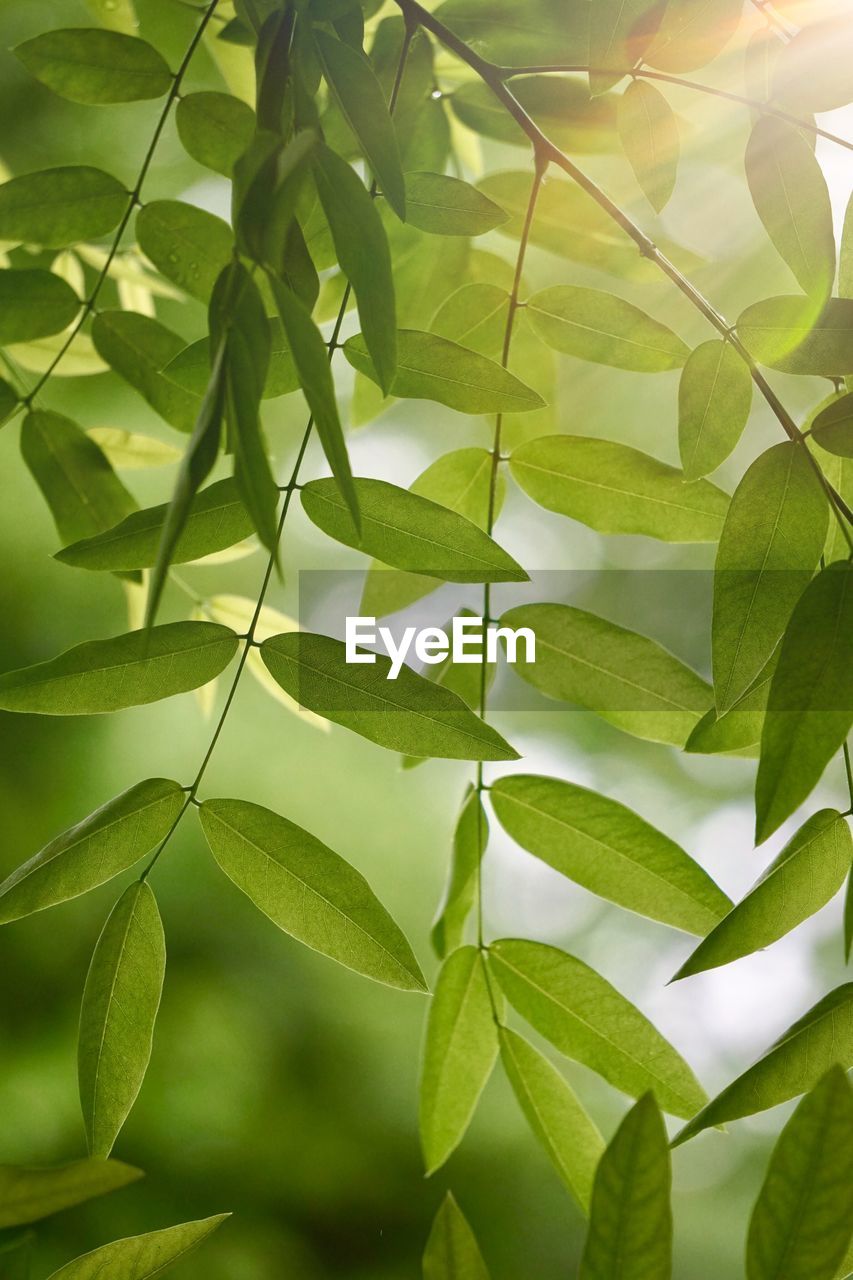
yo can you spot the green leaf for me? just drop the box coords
[646,0,742,72]
[745,118,835,300]
[0,778,184,925]
[420,946,499,1173]
[301,476,526,583]
[87,0,138,34]
[490,774,731,935]
[712,441,828,714]
[403,172,508,237]
[488,939,707,1118]
[772,17,853,115]
[21,410,136,547]
[501,601,712,747]
[432,786,487,960]
[360,449,505,618]
[811,393,853,458]
[92,311,200,433]
[0,1159,142,1229]
[0,269,79,344]
[685,657,775,756]
[450,77,617,155]
[198,797,426,990]
[313,143,396,393]
[618,81,679,213]
[0,167,127,248]
[589,0,664,95]
[15,28,171,103]
[0,376,19,426]
[747,1068,853,1280]
[755,562,853,843]
[511,436,728,541]
[313,30,405,219]
[526,286,689,372]
[164,321,298,402]
[0,622,239,716]
[267,274,359,528]
[56,478,253,573]
[176,91,256,176]
[344,329,545,414]
[675,811,852,981]
[78,881,166,1157]
[738,296,853,376]
[431,284,510,358]
[423,1193,490,1280]
[45,1215,228,1280]
[435,0,589,67]
[579,1094,672,1280]
[85,430,182,471]
[674,984,853,1145]
[678,339,753,480]
[499,1027,604,1212]
[136,201,234,302]
[260,631,518,761]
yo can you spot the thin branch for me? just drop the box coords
[392,0,853,548]
[20,0,221,409]
[495,64,853,155]
[750,0,797,40]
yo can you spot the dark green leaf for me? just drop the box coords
[0,622,239,716]
[811,393,853,458]
[313,30,406,219]
[165,322,298,402]
[0,376,19,426]
[434,0,589,66]
[403,172,508,237]
[15,29,171,103]
[301,476,526,583]
[79,881,166,1157]
[675,811,852,980]
[501,602,712,747]
[500,1027,604,1212]
[431,786,487,959]
[713,441,828,714]
[176,92,256,176]
[313,143,396,393]
[745,118,835,300]
[260,631,518,761]
[678,339,753,480]
[0,168,127,248]
[56,478,253,572]
[738,296,853,376]
[0,270,79,344]
[92,311,200,433]
[0,1160,141,1229]
[136,200,234,302]
[344,329,544,414]
[755,562,853,843]
[420,946,498,1173]
[747,1068,853,1280]
[491,774,731,935]
[489,939,707,1117]
[511,436,728,541]
[0,778,184,925]
[673,984,853,1145]
[526,286,689,372]
[646,0,742,72]
[45,1215,228,1280]
[199,798,426,990]
[423,1193,490,1280]
[579,1094,672,1280]
[618,80,680,213]
[21,410,136,546]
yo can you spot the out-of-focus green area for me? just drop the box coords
[0,1,851,1276]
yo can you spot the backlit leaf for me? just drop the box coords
[431,285,510,358]
[678,339,753,480]
[85,429,182,470]
[589,0,664,95]
[92,311,200,433]
[176,91,256,176]
[15,29,171,103]
[526,286,689,372]
[811,393,853,458]
[502,602,712,747]
[199,798,426,991]
[646,0,742,72]
[0,270,79,344]
[79,881,166,1156]
[403,172,507,237]
[772,17,853,115]
[45,1215,228,1280]
[0,622,239,716]
[491,773,731,935]
[434,0,589,67]
[431,786,487,960]
[618,80,680,213]
[0,1159,142,1229]
[423,1193,490,1280]
[738,296,853,376]
[489,939,707,1117]
[0,167,127,248]
[260,631,518,761]
[511,436,728,541]
[420,946,499,1173]
[136,201,233,302]
[451,77,617,155]
[0,778,184,925]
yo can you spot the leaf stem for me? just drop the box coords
[844,740,853,812]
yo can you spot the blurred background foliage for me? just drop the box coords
[0,0,851,1276]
